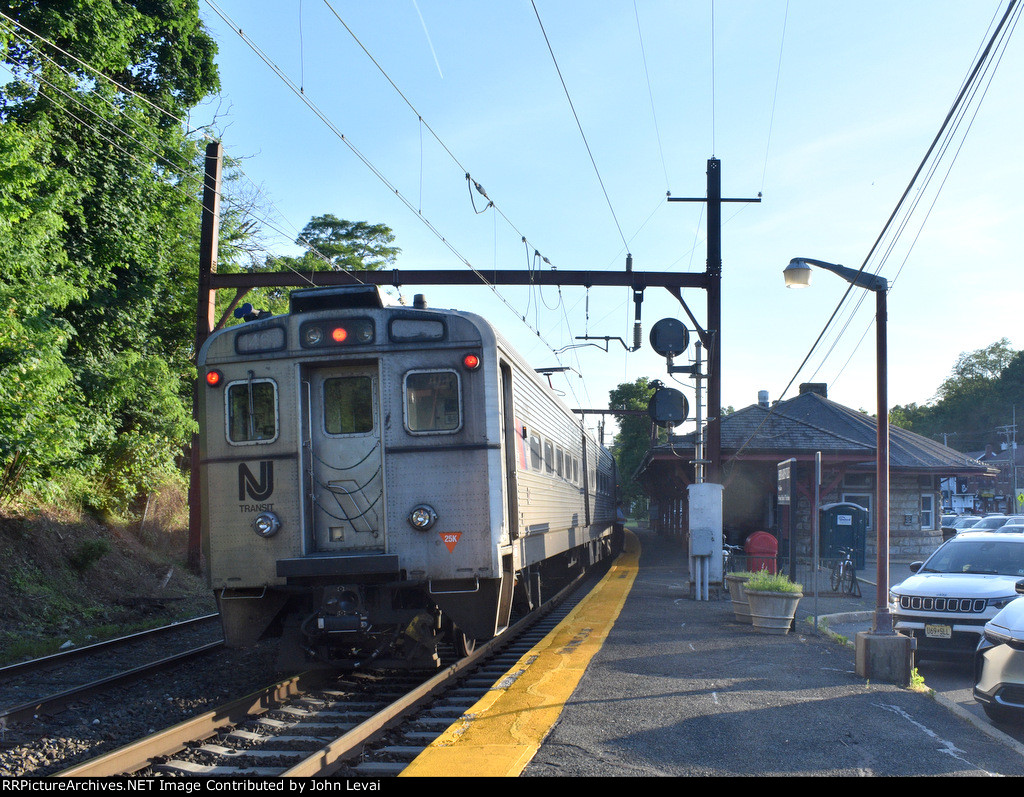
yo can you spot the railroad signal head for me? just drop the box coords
[649,318,690,358]
[648,386,689,428]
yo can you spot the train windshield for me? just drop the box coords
[323,376,374,435]
[404,370,461,433]
[226,379,278,443]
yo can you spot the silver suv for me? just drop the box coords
[975,585,1024,724]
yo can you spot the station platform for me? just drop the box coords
[401,526,1024,777]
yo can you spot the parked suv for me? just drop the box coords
[970,515,1013,532]
[942,515,982,541]
[890,532,1024,659]
[975,585,1024,724]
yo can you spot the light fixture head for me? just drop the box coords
[783,258,812,288]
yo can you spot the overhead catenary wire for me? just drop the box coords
[203,0,608,413]
[807,0,1020,392]
[633,0,671,196]
[531,0,630,252]
[726,0,1020,471]
[0,13,371,288]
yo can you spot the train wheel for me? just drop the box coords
[454,630,476,658]
[443,617,477,658]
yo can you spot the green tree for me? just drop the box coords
[0,1,220,506]
[267,215,400,272]
[232,215,402,321]
[889,339,1022,452]
[609,378,665,518]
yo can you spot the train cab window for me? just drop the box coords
[404,370,462,433]
[226,378,278,444]
[323,376,374,435]
[529,434,543,470]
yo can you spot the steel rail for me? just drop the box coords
[0,613,221,678]
[281,571,586,776]
[1,641,224,725]
[56,673,323,777]
[52,568,592,778]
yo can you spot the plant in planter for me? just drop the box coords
[724,571,757,624]
[744,570,804,635]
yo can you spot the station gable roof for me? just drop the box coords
[648,391,995,475]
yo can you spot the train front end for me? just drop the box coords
[197,286,510,668]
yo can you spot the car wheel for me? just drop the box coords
[982,701,1023,725]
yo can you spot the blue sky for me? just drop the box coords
[196,1,1023,444]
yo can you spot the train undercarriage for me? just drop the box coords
[216,534,620,670]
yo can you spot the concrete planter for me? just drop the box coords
[724,573,752,624]
[745,588,803,635]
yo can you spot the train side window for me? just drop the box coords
[556,447,564,478]
[543,440,554,473]
[529,434,543,470]
[226,378,278,444]
[404,370,462,433]
[323,376,374,435]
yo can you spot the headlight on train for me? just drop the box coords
[252,511,281,538]
[303,326,324,346]
[408,504,437,531]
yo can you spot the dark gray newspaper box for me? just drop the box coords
[819,502,867,569]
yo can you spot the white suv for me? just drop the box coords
[890,532,1024,659]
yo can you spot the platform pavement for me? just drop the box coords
[515,525,1024,777]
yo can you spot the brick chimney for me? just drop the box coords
[799,382,828,398]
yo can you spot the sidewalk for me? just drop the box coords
[519,525,1024,777]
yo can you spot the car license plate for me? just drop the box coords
[925,623,952,639]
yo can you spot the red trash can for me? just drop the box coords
[744,531,778,574]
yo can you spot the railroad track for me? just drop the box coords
[56,566,603,777]
[0,615,224,725]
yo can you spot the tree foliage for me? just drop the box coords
[0,4,400,512]
[889,339,1024,452]
[0,1,220,507]
[609,378,665,516]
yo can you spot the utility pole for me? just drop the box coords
[190,153,755,568]
[188,140,222,573]
[668,158,760,483]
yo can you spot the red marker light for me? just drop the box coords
[331,327,348,343]
[462,353,481,370]
[206,369,223,387]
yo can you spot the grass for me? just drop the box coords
[745,570,803,593]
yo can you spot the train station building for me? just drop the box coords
[634,383,998,564]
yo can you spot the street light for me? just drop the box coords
[784,257,911,683]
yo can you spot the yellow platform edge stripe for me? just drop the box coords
[399,529,641,778]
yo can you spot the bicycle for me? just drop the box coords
[829,547,861,597]
[722,543,745,575]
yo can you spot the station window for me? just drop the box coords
[226,378,278,444]
[404,370,462,433]
[323,376,374,435]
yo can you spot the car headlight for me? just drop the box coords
[408,504,437,531]
[253,512,281,538]
[987,595,1018,610]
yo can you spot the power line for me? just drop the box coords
[633,0,671,196]
[531,0,629,251]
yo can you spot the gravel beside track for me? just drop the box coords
[0,641,283,776]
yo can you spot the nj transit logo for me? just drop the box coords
[238,461,274,501]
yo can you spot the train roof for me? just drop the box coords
[201,285,601,443]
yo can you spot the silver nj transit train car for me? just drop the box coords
[197,285,620,668]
